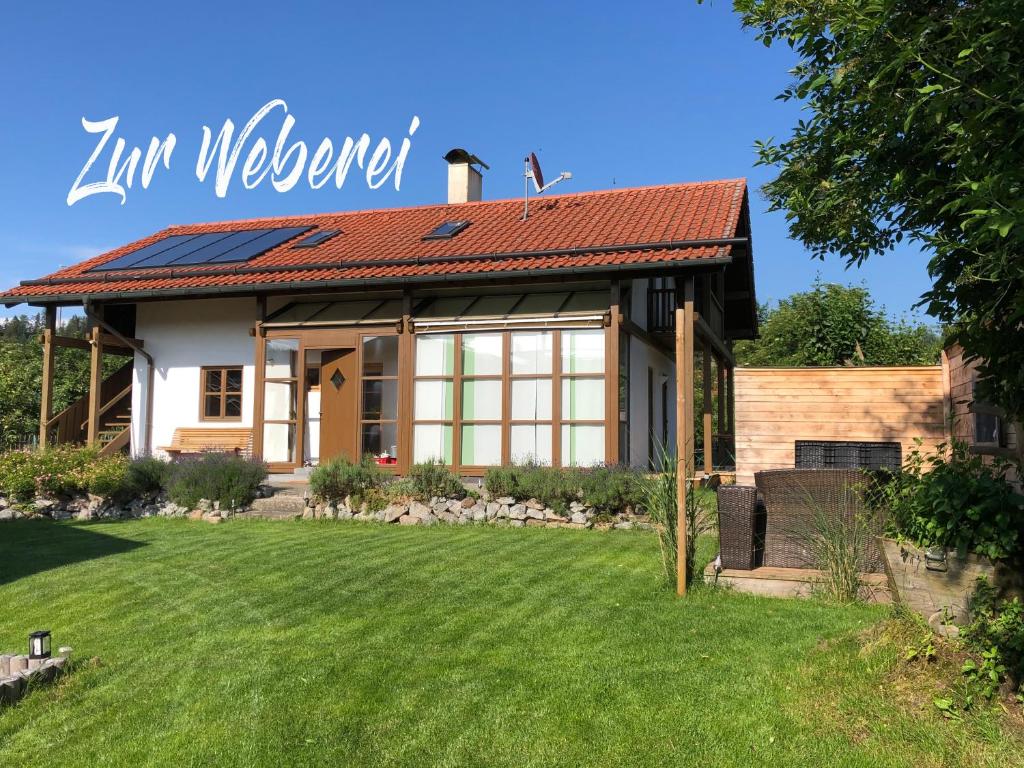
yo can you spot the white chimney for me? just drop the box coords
[444,148,489,204]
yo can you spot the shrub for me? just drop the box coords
[484,462,646,515]
[482,465,518,499]
[83,453,133,501]
[580,465,645,512]
[309,456,385,504]
[962,577,1024,695]
[407,460,464,500]
[0,445,136,502]
[166,452,267,510]
[125,456,170,497]
[876,439,1024,561]
[483,462,580,514]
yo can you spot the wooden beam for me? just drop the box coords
[44,334,138,354]
[86,320,104,446]
[606,282,621,465]
[717,354,727,439]
[694,314,735,367]
[39,306,57,448]
[619,317,674,359]
[675,277,695,596]
[703,343,713,475]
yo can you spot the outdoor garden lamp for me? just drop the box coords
[29,630,52,659]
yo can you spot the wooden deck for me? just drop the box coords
[704,563,892,603]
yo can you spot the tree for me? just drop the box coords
[734,280,942,367]
[728,0,1024,417]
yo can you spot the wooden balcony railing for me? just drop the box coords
[647,288,676,335]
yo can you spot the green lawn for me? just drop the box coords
[0,519,1019,767]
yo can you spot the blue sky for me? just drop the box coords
[0,0,934,321]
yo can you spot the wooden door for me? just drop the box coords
[320,348,359,462]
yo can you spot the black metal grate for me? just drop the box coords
[794,440,901,471]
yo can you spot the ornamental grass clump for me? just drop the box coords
[640,443,715,588]
[797,504,874,603]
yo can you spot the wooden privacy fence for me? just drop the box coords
[733,366,947,485]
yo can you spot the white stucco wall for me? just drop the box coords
[626,334,676,469]
[131,298,257,456]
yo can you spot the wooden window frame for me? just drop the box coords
[260,339,301,468]
[359,335,400,463]
[971,379,1006,451]
[508,331,555,466]
[459,332,504,468]
[254,327,408,474]
[560,328,608,468]
[200,365,244,422]
[253,312,617,477]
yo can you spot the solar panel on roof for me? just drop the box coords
[204,227,311,264]
[131,232,239,268]
[89,226,312,272]
[92,234,201,271]
[175,229,275,264]
[293,229,341,248]
[423,220,470,240]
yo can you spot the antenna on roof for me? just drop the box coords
[523,152,572,221]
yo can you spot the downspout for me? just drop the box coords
[83,302,155,457]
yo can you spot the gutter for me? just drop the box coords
[83,302,155,456]
[6,252,736,307]
[18,236,748,288]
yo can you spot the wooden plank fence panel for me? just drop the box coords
[734,366,947,485]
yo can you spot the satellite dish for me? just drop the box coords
[529,152,545,193]
[522,151,573,220]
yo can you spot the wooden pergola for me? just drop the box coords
[37,304,150,453]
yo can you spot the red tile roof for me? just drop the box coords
[1,179,747,304]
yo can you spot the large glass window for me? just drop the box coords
[361,336,399,461]
[459,334,502,465]
[262,338,299,463]
[413,334,455,463]
[412,328,606,469]
[561,329,605,466]
[510,331,553,464]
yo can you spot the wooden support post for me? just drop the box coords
[606,282,621,465]
[717,356,726,433]
[675,278,695,596]
[726,362,735,438]
[39,306,57,448]
[86,316,104,446]
[398,292,414,475]
[702,342,713,475]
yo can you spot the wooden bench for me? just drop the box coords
[159,427,253,457]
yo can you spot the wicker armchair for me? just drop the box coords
[754,469,884,572]
[716,485,763,570]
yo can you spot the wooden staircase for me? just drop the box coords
[45,361,134,455]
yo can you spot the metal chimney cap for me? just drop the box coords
[443,148,489,170]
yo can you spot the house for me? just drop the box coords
[0,151,757,478]
[944,342,1021,485]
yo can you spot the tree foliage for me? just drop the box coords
[730,0,1024,415]
[735,280,942,366]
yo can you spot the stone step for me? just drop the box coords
[246,494,307,520]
